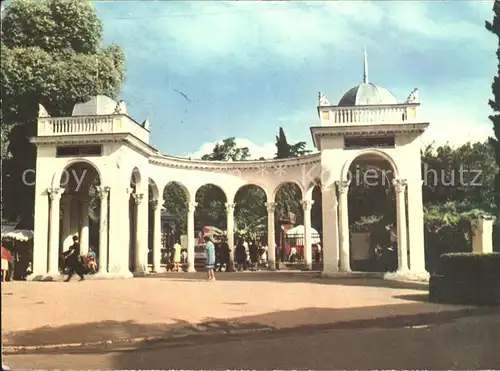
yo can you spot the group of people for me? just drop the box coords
[1,240,32,282]
[234,238,268,271]
[60,235,99,282]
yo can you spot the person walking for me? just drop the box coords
[204,235,216,281]
[249,241,259,271]
[1,244,12,282]
[235,239,246,271]
[173,240,182,272]
[63,235,85,282]
[219,237,230,272]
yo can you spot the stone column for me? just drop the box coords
[96,186,110,274]
[472,216,494,254]
[61,195,72,252]
[336,180,351,272]
[393,179,409,272]
[225,203,235,271]
[79,196,90,256]
[151,199,163,273]
[266,202,276,270]
[301,200,314,270]
[132,192,147,275]
[47,188,64,275]
[186,201,197,272]
[321,186,339,276]
[406,180,426,273]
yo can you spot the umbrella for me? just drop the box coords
[2,229,34,242]
[285,225,321,244]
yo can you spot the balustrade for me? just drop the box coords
[324,104,417,125]
[37,115,149,142]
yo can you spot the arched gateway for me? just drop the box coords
[29,59,429,280]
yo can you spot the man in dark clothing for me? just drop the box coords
[63,235,85,282]
[219,238,230,272]
[249,241,259,271]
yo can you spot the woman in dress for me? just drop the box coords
[204,235,216,281]
[173,240,182,272]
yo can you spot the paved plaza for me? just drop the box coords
[3,272,500,369]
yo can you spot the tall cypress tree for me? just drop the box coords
[486,0,500,210]
[275,127,292,159]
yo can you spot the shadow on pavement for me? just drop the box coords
[147,271,428,291]
[5,301,498,351]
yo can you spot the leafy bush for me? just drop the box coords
[423,202,495,273]
[429,252,500,305]
[438,252,500,279]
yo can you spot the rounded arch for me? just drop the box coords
[148,178,160,200]
[304,177,321,200]
[162,181,191,202]
[51,158,104,189]
[194,183,228,203]
[129,167,142,189]
[233,183,270,203]
[340,149,400,183]
[271,180,305,201]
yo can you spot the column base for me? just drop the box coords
[27,273,65,281]
[384,270,429,282]
[302,263,312,271]
[187,266,197,273]
[150,266,167,274]
[91,271,134,279]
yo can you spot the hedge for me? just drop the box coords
[429,252,500,305]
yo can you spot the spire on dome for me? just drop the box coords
[363,48,368,84]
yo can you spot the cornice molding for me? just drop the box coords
[149,152,321,171]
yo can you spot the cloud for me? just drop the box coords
[185,138,277,160]
[100,1,486,74]
[186,120,492,163]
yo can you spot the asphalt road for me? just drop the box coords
[5,312,500,370]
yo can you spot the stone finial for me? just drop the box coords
[38,104,50,118]
[405,88,419,104]
[142,119,150,130]
[318,92,331,107]
[113,99,127,114]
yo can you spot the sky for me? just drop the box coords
[91,0,496,159]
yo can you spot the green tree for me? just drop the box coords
[196,138,250,231]
[201,137,250,161]
[274,127,310,159]
[1,0,125,227]
[274,127,311,224]
[486,0,500,211]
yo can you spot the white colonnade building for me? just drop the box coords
[29,63,429,280]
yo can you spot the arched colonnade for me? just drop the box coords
[34,147,423,279]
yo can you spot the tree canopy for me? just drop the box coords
[486,0,500,210]
[1,0,126,226]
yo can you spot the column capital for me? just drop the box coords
[225,203,235,213]
[96,185,110,199]
[265,202,276,213]
[47,187,64,200]
[150,199,161,210]
[187,201,198,212]
[132,192,144,204]
[301,200,314,211]
[393,178,408,193]
[336,180,350,194]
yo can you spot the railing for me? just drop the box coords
[320,104,418,125]
[37,115,149,143]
